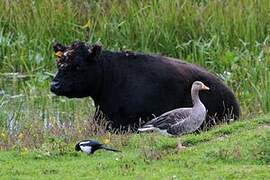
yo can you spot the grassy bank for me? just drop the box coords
[0,115,269,179]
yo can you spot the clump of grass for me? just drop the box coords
[129,133,179,162]
[252,129,270,164]
[181,133,212,146]
[0,114,110,151]
[202,124,270,165]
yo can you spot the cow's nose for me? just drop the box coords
[50,81,61,92]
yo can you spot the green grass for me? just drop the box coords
[0,1,270,178]
[0,115,269,179]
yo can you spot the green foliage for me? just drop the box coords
[1,1,269,177]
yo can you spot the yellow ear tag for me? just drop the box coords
[55,51,63,58]
[102,138,109,144]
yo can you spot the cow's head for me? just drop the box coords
[51,41,102,98]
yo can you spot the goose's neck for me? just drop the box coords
[191,88,201,106]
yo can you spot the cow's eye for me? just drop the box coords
[58,63,66,70]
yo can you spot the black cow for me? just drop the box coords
[51,41,240,130]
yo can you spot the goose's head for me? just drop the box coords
[192,81,210,91]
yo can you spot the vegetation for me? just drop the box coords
[0,1,270,178]
[1,1,270,125]
[0,115,269,179]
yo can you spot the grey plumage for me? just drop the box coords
[138,81,209,136]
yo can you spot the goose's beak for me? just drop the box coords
[202,85,210,90]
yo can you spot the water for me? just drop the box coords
[0,73,95,134]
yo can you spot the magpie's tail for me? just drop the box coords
[101,146,121,152]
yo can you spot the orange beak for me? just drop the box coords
[55,51,64,58]
[202,84,210,90]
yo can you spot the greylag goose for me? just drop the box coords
[138,81,209,136]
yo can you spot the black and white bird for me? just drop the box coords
[75,140,121,154]
[138,81,209,136]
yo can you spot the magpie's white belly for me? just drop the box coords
[80,146,92,154]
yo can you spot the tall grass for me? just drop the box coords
[0,0,269,139]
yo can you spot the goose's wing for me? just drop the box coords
[143,108,192,130]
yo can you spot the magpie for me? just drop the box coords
[75,140,121,154]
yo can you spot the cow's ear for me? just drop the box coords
[88,44,102,58]
[53,43,66,53]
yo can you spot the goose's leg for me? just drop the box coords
[176,138,186,150]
